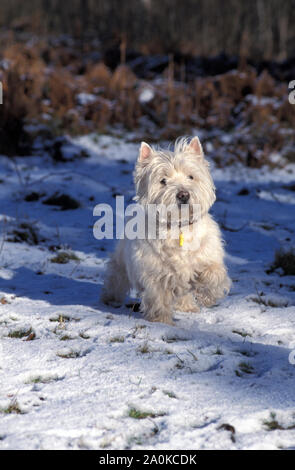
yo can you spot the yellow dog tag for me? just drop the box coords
[179,231,184,247]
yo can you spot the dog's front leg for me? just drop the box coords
[141,272,183,324]
[141,289,174,324]
[190,264,231,307]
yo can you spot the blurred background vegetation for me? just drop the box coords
[1,0,295,59]
[0,0,294,167]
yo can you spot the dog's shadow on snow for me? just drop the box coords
[0,266,101,309]
[0,265,143,320]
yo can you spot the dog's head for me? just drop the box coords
[134,137,216,222]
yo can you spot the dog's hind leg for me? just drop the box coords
[101,251,130,307]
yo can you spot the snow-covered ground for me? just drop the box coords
[0,133,295,450]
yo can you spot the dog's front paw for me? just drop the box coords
[145,311,175,325]
[174,294,200,313]
[193,264,231,305]
[195,287,216,307]
[141,297,174,325]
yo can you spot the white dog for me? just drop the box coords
[101,137,231,324]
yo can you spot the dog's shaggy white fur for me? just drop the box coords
[101,136,231,324]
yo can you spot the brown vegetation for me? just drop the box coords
[0,37,294,166]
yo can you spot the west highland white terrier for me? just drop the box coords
[101,136,231,324]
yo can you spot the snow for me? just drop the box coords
[76,93,97,106]
[0,133,295,450]
[138,85,155,104]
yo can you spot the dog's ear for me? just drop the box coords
[188,136,203,157]
[139,142,153,161]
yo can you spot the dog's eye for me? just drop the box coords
[160,178,167,185]
[188,175,194,180]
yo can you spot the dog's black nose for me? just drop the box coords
[176,190,190,204]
